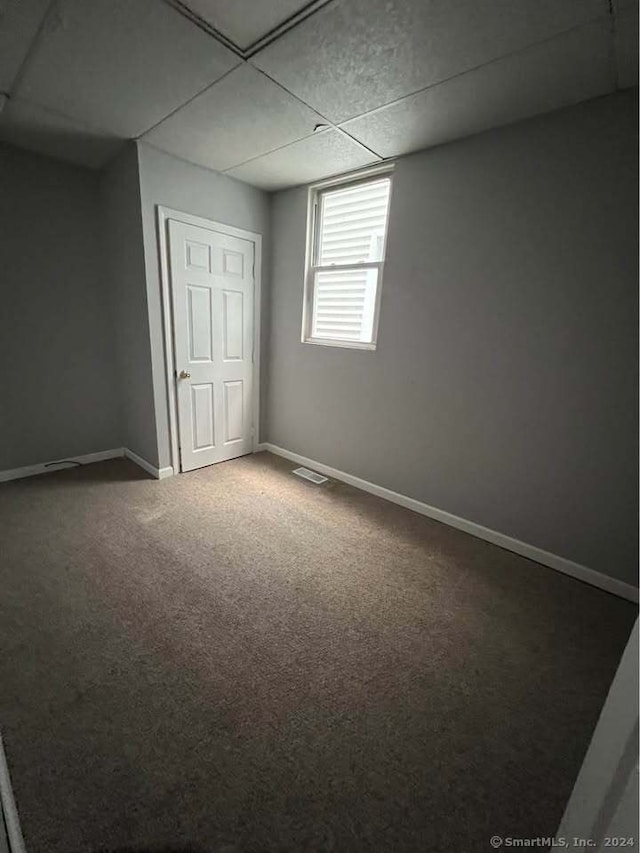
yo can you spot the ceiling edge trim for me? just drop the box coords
[162,0,244,56]
[243,0,335,57]
[162,0,335,59]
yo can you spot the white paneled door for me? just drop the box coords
[169,219,254,472]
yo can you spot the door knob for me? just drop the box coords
[179,370,191,379]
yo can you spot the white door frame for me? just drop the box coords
[157,205,262,474]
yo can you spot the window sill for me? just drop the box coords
[302,337,377,351]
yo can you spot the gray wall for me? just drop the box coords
[100,143,158,465]
[0,142,121,470]
[266,92,638,586]
[137,142,271,470]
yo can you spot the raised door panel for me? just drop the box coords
[191,383,215,450]
[223,380,244,444]
[222,248,244,278]
[185,240,211,272]
[223,290,244,361]
[187,285,214,363]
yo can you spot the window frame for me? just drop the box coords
[302,164,395,351]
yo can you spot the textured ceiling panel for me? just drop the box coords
[342,21,616,159]
[144,64,325,172]
[225,129,379,190]
[614,4,639,89]
[0,0,50,91]
[15,0,240,138]
[0,97,124,168]
[178,0,315,50]
[251,0,608,123]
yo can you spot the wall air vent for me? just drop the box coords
[292,467,328,485]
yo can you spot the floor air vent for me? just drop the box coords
[292,467,328,485]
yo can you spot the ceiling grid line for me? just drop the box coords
[335,12,616,127]
[0,0,635,186]
[3,0,59,99]
[235,64,387,160]
[164,0,337,58]
[214,122,381,176]
[216,10,616,180]
[136,62,245,140]
[243,0,336,56]
[161,0,245,56]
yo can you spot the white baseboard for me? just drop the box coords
[124,448,174,480]
[0,447,174,483]
[0,733,26,853]
[257,443,638,604]
[0,448,124,484]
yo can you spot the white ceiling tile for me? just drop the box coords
[225,129,379,190]
[251,0,608,123]
[15,0,240,138]
[0,0,50,92]
[144,64,325,172]
[178,0,317,50]
[342,20,616,159]
[0,97,125,168]
[614,4,639,89]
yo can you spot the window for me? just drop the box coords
[303,170,393,349]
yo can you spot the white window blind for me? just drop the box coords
[304,174,392,348]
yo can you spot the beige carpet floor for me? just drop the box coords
[0,452,636,852]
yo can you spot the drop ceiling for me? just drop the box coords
[0,0,636,191]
